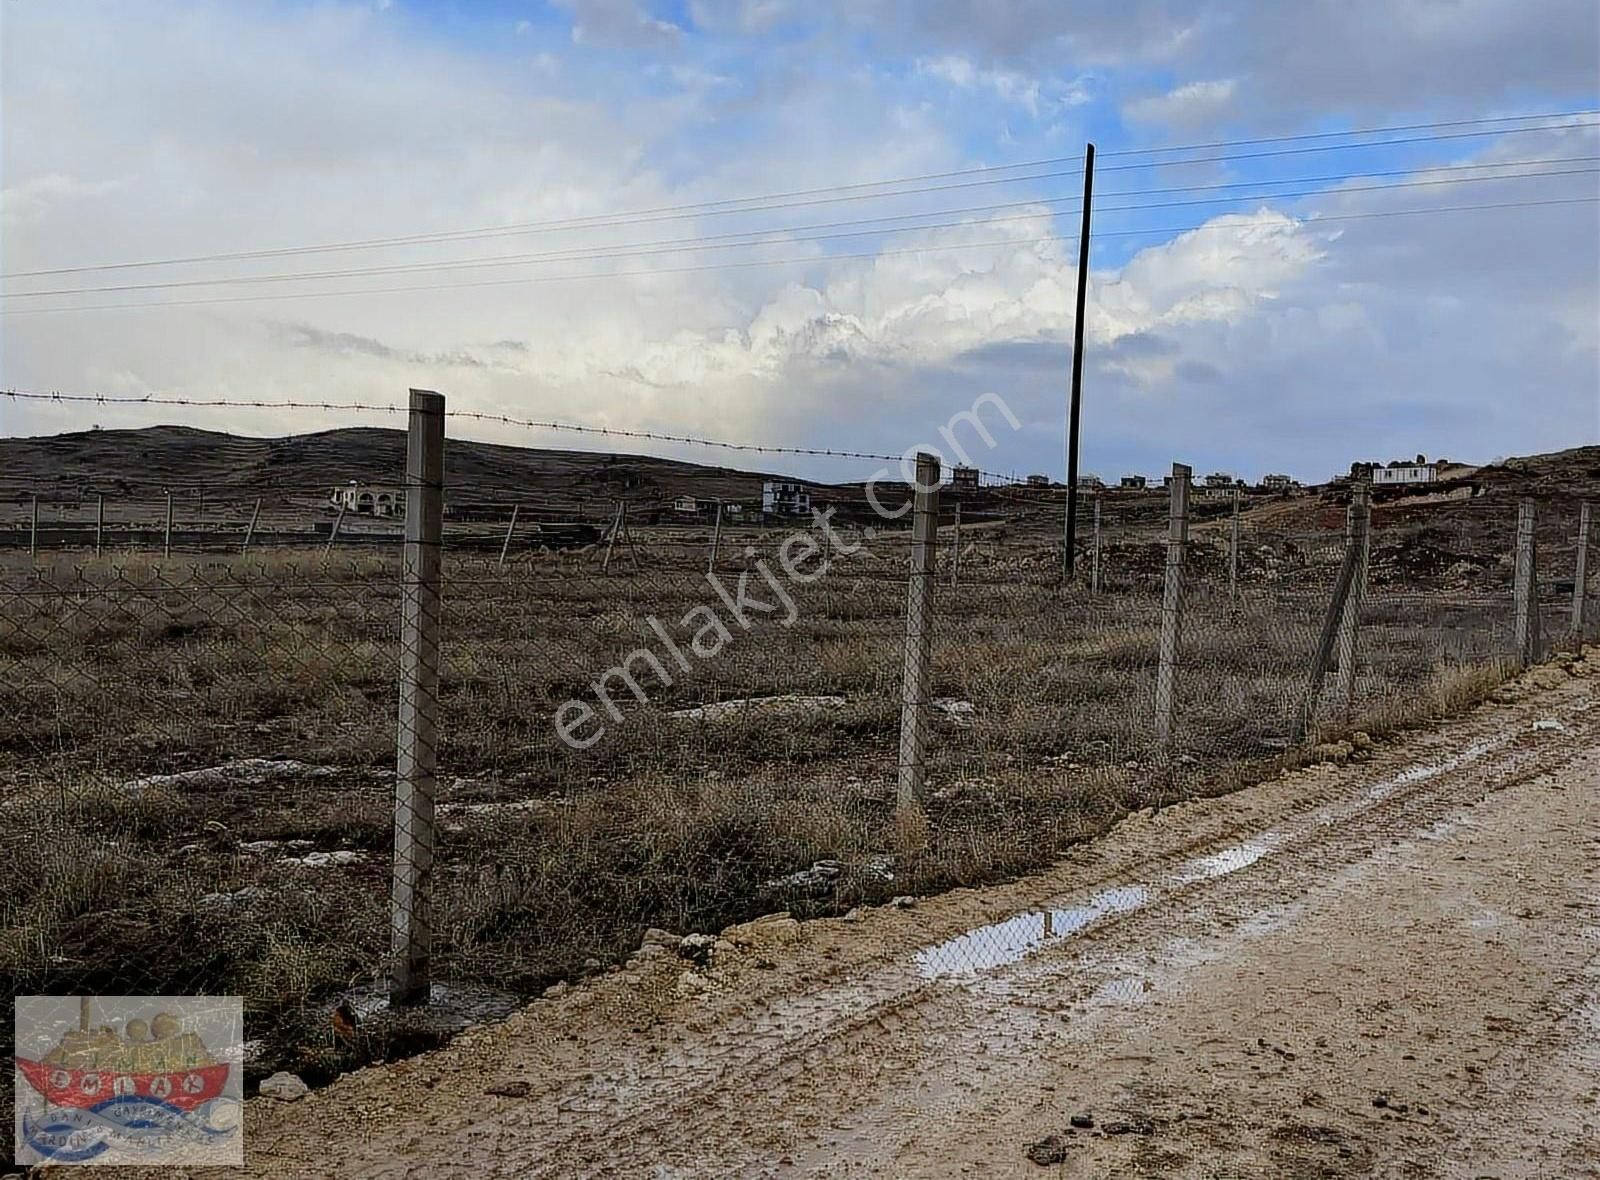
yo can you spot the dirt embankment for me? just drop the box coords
[116,650,1600,1179]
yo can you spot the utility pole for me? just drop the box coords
[1063,141,1096,580]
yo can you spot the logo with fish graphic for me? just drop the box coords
[14,996,244,1165]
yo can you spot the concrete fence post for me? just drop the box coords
[163,490,173,559]
[1229,487,1241,599]
[325,504,347,557]
[391,388,445,1008]
[1290,527,1364,746]
[498,504,520,569]
[602,502,622,573]
[1573,502,1591,638]
[1513,498,1540,666]
[951,500,962,588]
[707,500,722,575]
[29,494,39,559]
[241,498,262,554]
[1332,479,1372,711]
[897,452,941,811]
[1090,496,1101,595]
[1153,463,1191,755]
[95,494,105,557]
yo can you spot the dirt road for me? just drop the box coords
[225,652,1598,1179]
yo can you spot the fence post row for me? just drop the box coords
[1573,501,1591,638]
[391,388,445,1008]
[1513,497,1541,667]
[1153,463,1190,756]
[1332,478,1372,711]
[897,452,940,811]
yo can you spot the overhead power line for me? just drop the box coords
[7,162,1596,300]
[3,194,1594,317]
[6,111,1596,279]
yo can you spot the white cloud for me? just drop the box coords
[916,55,1089,117]
[1123,78,1238,129]
[0,1,1594,484]
[556,0,682,50]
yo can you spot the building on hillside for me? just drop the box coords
[722,502,745,517]
[1260,473,1297,492]
[950,465,980,491]
[1119,475,1147,490]
[1026,473,1050,488]
[1204,471,1238,489]
[672,495,699,515]
[761,480,811,517]
[1076,473,1104,490]
[330,482,404,517]
[1370,457,1438,486]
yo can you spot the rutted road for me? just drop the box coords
[210,651,1600,1178]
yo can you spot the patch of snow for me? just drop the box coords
[122,759,338,794]
[669,695,846,721]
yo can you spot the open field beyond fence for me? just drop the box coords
[0,494,1588,1113]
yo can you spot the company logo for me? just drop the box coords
[14,996,244,1166]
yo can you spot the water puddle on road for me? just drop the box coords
[913,717,1547,981]
[915,836,1280,980]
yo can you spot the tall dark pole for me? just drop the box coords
[1063,142,1095,580]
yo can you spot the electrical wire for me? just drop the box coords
[7,160,1596,300]
[7,112,1596,278]
[3,194,1594,316]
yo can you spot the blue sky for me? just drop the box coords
[2,0,1597,483]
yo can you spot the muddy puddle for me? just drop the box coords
[913,720,1543,981]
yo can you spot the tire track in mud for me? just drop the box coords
[516,680,1599,1178]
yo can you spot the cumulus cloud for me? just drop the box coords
[915,56,1090,117]
[1123,79,1238,129]
[852,0,1599,126]
[1,0,1594,485]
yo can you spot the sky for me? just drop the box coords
[1,0,1598,485]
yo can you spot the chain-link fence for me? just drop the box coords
[2,405,1594,1136]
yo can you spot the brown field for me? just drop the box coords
[0,433,1594,1120]
[4,482,1582,1114]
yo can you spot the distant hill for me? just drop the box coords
[0,424,829,512]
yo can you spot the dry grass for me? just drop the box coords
[0,522,1545,1093]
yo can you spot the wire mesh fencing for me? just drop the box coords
[1,414,1594,1129]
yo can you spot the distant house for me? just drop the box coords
[1371,458,1438,486]
[722,502,745,517]
[1077,474,1105,490]
[1119,475,1147,490]
[950,465,980,491]
[330,482,404,517]
[672,495,698,514]
[1203,472,1236,489]
[1025,473,1050,488]
[761,480,811,517]
[1260,473,1297,492]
